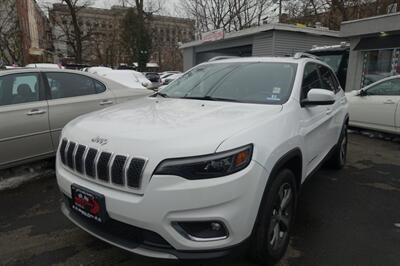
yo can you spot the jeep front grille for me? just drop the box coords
[59,139,146,190]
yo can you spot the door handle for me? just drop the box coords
[340,98,347,105]
[100,100,113,106]
[326,108,332,115]
[26,109,46,116]
[383,100,395,104]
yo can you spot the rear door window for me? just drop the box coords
[45,73,103,99]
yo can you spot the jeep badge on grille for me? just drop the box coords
[91,137,108,146]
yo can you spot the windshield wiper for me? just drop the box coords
[182,96,239,102]
[153,91,169,98]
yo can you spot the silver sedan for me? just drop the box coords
[0,68,152,170]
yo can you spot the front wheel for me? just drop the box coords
[249,169,297,265]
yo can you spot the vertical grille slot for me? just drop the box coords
[74,145,86,174]
[59,139,68,164]
[66,142,76,169]
[85,148,98,178]
[111,155,127,185]
[97,152,112,182]
[127,158,146,188]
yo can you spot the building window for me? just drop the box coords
[361,48,400,87]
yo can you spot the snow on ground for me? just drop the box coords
[0,160,54,191]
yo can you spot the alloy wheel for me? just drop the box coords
[267,182,293,251]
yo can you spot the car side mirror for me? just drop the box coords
[301,88,335,107]
[142,82,149,88]
[358,89,367,97]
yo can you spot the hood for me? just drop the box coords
[64,97,282,158]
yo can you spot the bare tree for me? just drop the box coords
[281,0,399,29]
[0,0,22,65]
[49,0,94,64]
[180,0,273,34]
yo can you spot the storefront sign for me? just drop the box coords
[201,29,224,42]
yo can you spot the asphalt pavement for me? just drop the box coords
[0,132,399,266]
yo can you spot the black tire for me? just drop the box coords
[327,123,348,169]
[249,169,297,265]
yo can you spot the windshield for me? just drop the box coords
[316,54,343,73]
[159,62,298,105]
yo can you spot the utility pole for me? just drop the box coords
[279,0,282,22]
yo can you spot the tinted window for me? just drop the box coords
[367,78,400,96]
[161,62,298,105]
[95,80,106,93]
[46,73,101,99]
[0,73,40,106]
[318,65,339,93]
[317,54,343,73]
[301,63,322,99]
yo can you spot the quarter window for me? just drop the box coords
[0,73,40,106]
[45,73,105,99]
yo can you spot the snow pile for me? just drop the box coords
[0,160,54,191]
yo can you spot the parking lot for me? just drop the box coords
[0,132,399,266]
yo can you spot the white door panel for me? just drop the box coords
[349,95,396,133]
[301,105,334,175]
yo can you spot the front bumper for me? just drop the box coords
[56,158,268,259]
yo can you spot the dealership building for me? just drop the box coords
[341,12,400,91]
[180,23,342,71]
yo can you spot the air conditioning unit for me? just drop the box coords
[387,3,397,14]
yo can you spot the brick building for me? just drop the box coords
[16,0,54,64]
[0,0,53,66]
[49,4,195,71]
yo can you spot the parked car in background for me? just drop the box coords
[101,70,151,90]
[0,69,151,170]
[56,56,348,264]
[25,63,63,69]
[162,73,183,86]
[308,42,349,89]
[144,72,161,89]
[346,75,400,135]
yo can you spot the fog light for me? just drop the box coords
[173,221,228,242]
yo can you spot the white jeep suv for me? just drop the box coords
[56,56,348,264]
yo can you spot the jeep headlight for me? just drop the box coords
[154,144,253,179]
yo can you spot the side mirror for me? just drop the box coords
[301,88,335,107]
[358,89,367,96]
[142,82,149,88]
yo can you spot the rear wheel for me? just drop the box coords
[249,169,297,265]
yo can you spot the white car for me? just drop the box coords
[346,75,400,134]
[101,70,151,90]
[56,56,348,264]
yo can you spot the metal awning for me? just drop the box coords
[354,35,400,51]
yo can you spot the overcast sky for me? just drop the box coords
[37,0,181,16]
